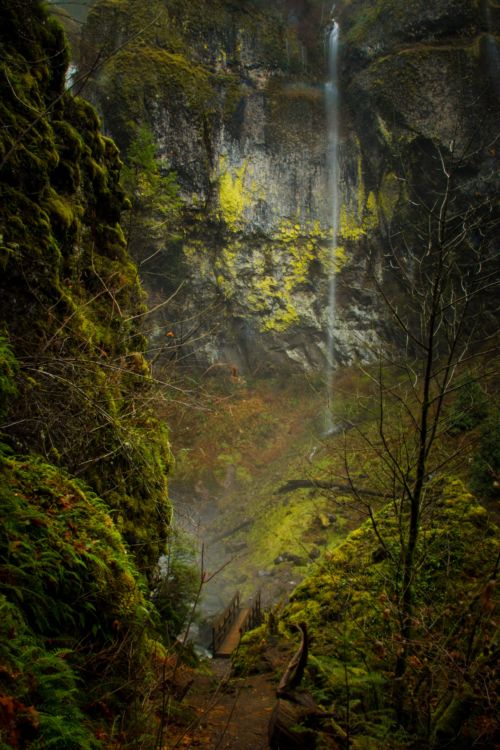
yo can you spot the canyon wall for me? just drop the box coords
[80,0,499,373]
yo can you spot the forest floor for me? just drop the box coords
[166,658,280,750]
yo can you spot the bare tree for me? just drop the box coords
[340,135,500,719]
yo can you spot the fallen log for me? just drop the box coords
[268,623,344,750]
[211,518,253,543]
[276,479,384,498]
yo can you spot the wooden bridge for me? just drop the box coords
[211,591,262,658]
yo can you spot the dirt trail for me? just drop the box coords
[168,660,276,750]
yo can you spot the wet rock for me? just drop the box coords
[286,554,305,566]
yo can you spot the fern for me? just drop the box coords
[0,449,164,747]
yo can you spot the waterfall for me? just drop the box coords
[324,21,340,435]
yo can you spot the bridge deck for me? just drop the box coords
[214,607,251,658]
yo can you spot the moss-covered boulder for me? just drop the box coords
[238,478,498,748]
[0,446,166,748]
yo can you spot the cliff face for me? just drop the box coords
[79,0,336,372]
[80,0,499,373]
[339,0,499,213]
[337,0,499,324]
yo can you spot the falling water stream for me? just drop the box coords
[324,20,340,434]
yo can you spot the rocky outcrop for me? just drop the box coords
[79,0,499,373]
[337,0,499,348]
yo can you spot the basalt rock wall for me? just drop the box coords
[80,0,499,373]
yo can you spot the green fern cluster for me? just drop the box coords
[0,445,163,748]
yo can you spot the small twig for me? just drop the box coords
[123,280,186,322]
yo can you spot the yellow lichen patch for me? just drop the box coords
[378,171,401,222]
[216,273,235,299]
[261,304,300,332]
[334,244,347,272]
[246,274,279,312]
[276,218,330,290]
[210,220,325,332]
[339,204,366,241]
[339,187,379,247]
[218,156,249,228]
[277,221,316,289]
[246,273,299,333]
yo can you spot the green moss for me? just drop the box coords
[0,7,183,743]
[0,447,166,747]
[44,186,77,231]
[275,477,499,746]
[0,0,172,575]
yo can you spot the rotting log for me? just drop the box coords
[268,623,343,750]
[211,518,253,542]
[276,479,385,498]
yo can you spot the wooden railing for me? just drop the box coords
[211,591,240,655]
[211,590,264,656]
[239,590,262,635]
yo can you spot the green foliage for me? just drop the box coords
[276,479,499,748]
[470,409,500,499]
[0,335,18,421]
[0,447,165,748]
[0,596,101,750]
[447,375,489,434]
[121,124,182,258]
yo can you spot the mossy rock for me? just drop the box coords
[276,478,499,747]
[0,447,165,748]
